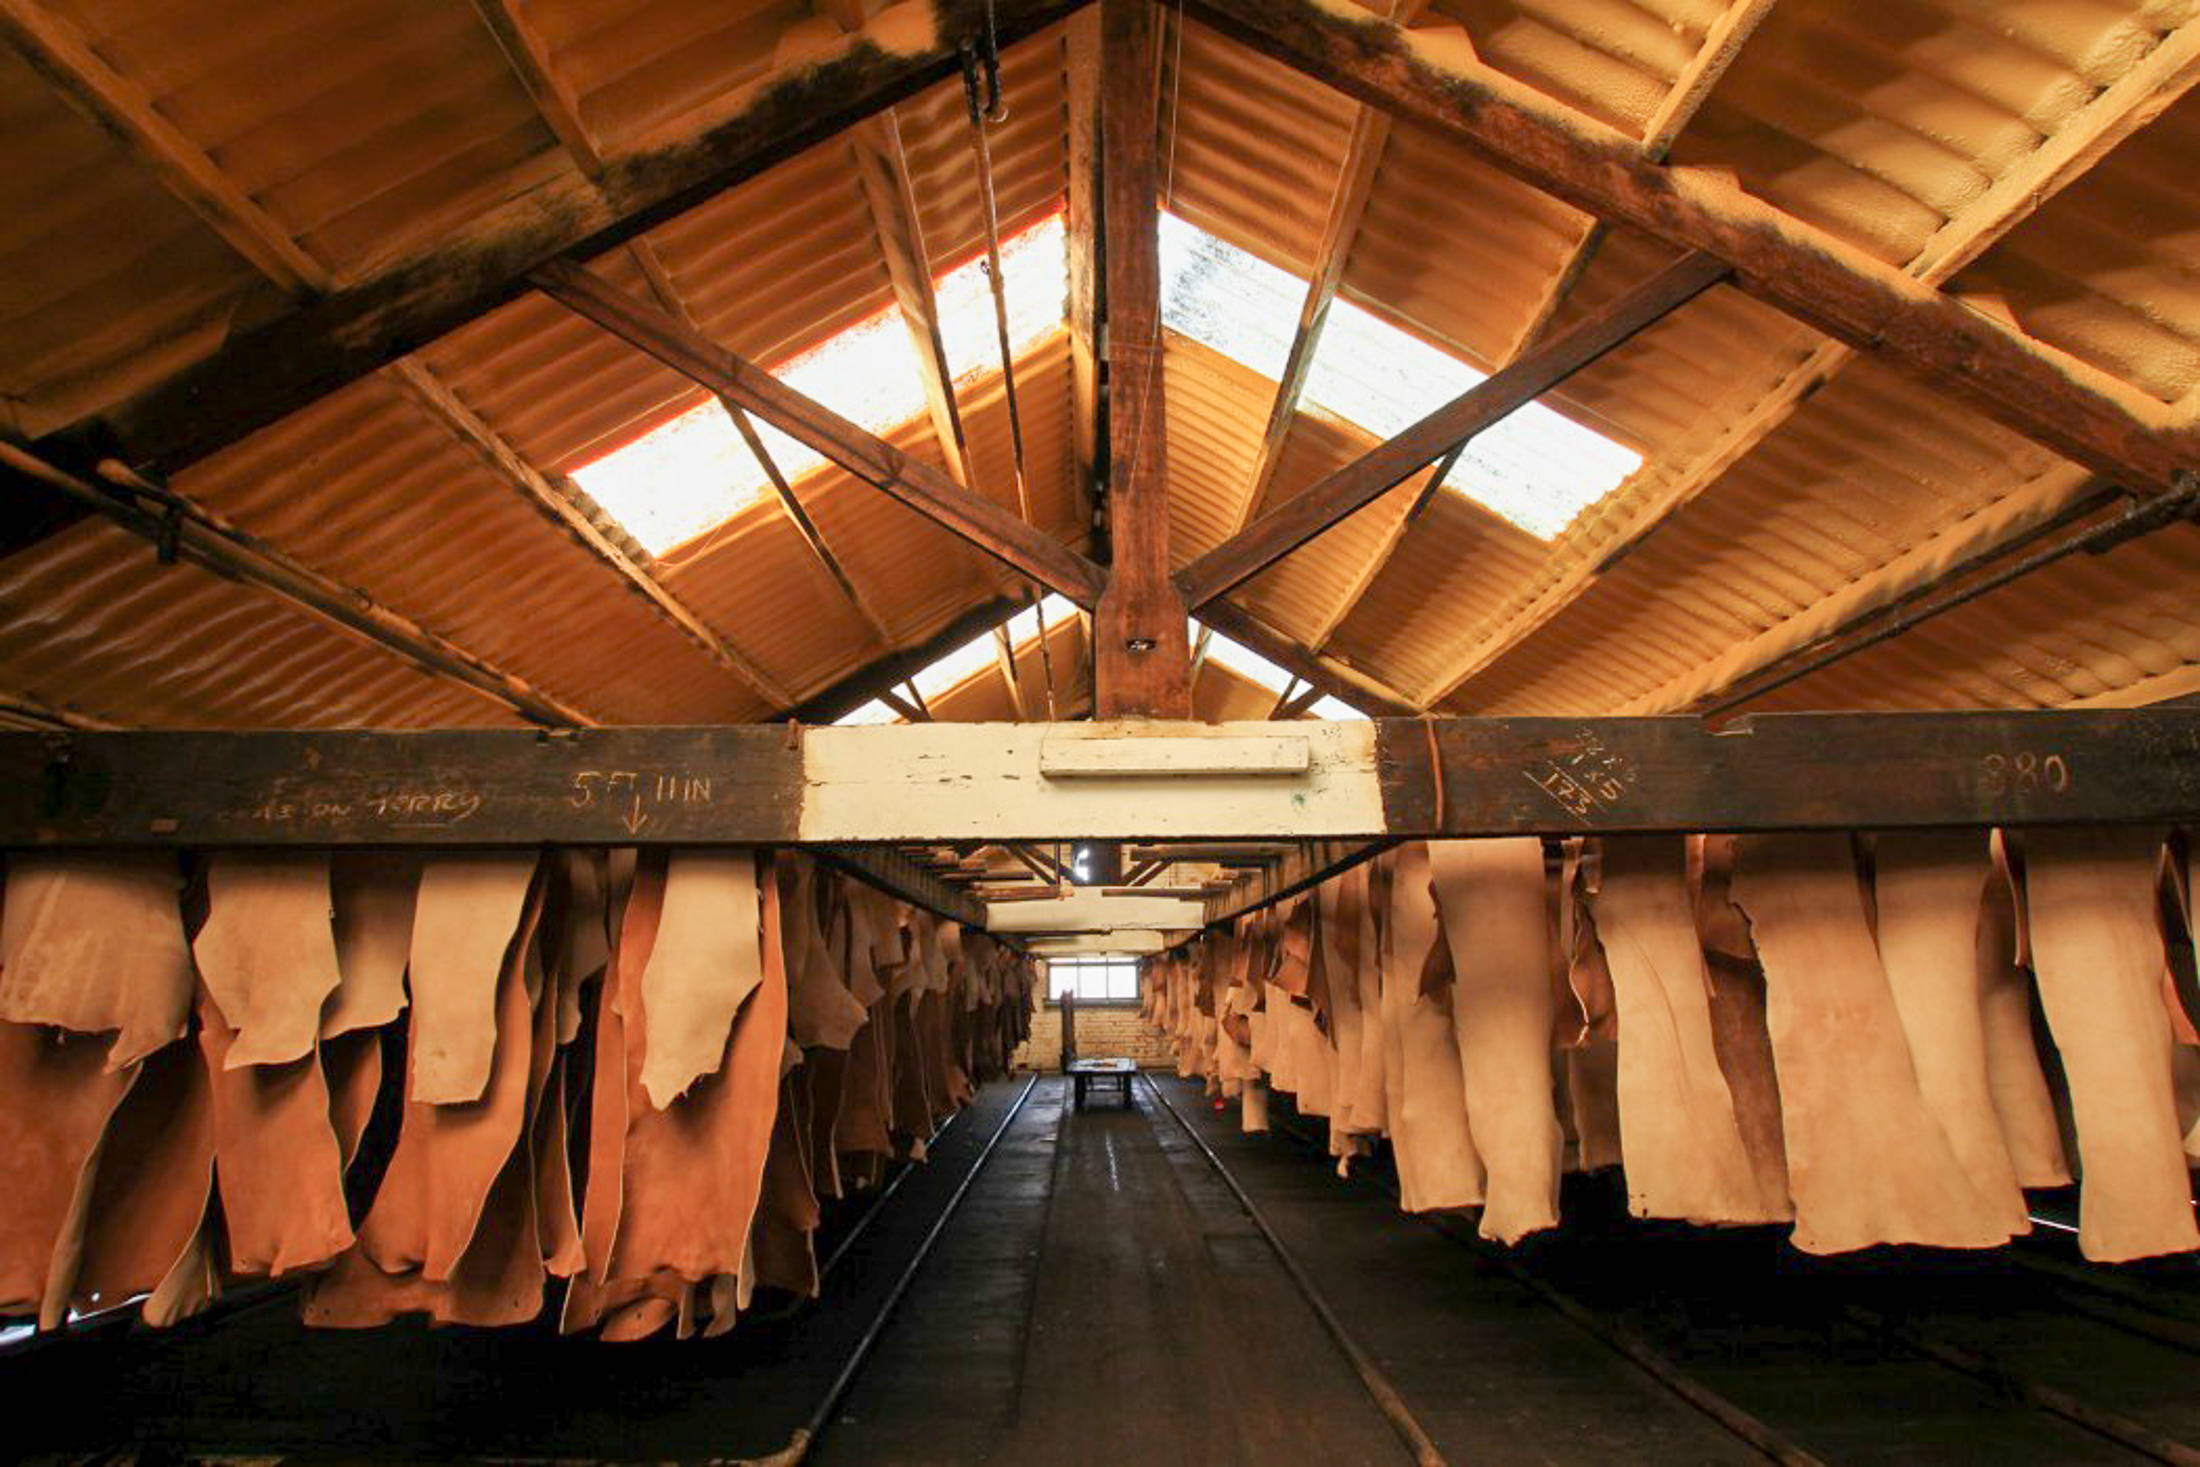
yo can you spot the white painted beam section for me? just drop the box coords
[1040,727,1310,776]
[797,720,1384,842]
[986,890,1206,932]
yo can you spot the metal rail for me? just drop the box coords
[1247,1094,1823,1467]
[758,1071,1042,1466]
[1140,1072,1450,1467]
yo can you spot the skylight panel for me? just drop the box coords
[571,307,926,557]
[834,698,899,726]
[1158,213,1299,379]
[936,214,1070,383]
[567,400,767,556]
[1153,212,1643,542]
[1302,296,1641,539]
[1194,621,1293,694]
[913,593,1076,701]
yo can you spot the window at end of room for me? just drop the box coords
[1047,955,1142,1004]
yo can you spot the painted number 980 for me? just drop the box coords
[1980,751,2072,796]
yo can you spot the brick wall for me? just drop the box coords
[1012,1002,1174,1071]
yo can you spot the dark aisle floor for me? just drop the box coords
[819,1076,1408,1467]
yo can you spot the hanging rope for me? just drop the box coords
[961,20,1063,721]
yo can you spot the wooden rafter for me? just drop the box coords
[1194,598,1417,716]
[1183,0,2200,495]
[1175,251,1728,608]
[385,357,795,709]
[1226,0,1428,540]
[626,238,899,653]
[0,0,331,295]
[1420,12,2200,707]
[0,443,593,726]
[993,623,1032,720]
[1092,0,1193,716]
[61,0,1091,477]
[787,591,1026,723]
[468,0,605,175]
[531,259,1109,605]
[1627,467,2136,715]
[840,94,980,488]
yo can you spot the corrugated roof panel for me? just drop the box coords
[1235,412,1426,645]
[960,332,1083,544]
[1747,523,2200,711]
[0,47,270,437]
[419,248,707,475]
[1193,659,1280,723]
[1340,123,1593,368]
[788,417,998,645]
[1159,333,1272,567]
[1950,89,2200,404]
[1324,489,1553,698]
[655,506,888,700]
[64,0,568,277]
[1164,19,1362,279]
[524,0,805,150]
[1669,0,2141,264]
[637,140,900,368]
[1431,0,1702,134]
[1520,228,1826,462]
[173,373,772,724]
[1445,355,2078,713]
[0,520,515,728]
[897,23,1069,270]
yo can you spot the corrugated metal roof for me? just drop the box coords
[0,0,2194,734]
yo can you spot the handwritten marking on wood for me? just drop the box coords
[1524,728,1639,822]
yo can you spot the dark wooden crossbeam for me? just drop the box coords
[533,260,1108,607]
[4,711,2195,851]
[1180,0,2200,496]
[1175,252,1729,608]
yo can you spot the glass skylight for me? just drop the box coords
[572,216,1069,558]
[1194,620,1368,721]
[935,213,1070,383]
[1158,213,1642,540]
[832,595,1078,724]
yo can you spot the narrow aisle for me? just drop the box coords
[821,1077,1408,1467]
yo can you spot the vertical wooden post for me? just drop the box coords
[1093,0,1193,717]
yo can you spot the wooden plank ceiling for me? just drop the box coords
[1,0,2197,739]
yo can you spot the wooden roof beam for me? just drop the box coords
[786,591,1025,723]
[1092,0,1192,716]
[1176,251,1728,608]
[851,109,979,489]
[532,259,1108,605]
[0,0,332,295]
[1227,0,1428,537]
[385,357,795,709]
[1194,598,1418,716]
[1183,0,2200,495]
[469,0,605,176]
[1421,13,2200,707]
[993,623,1032,720]
[60,0,1092,478]
[626,238,900,656]
[0,443,594,726]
